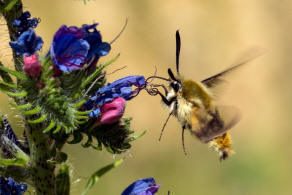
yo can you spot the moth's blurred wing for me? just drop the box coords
[201,48,266,98]
[191,105,241,143]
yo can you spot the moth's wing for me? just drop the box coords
[191,105,241,143]
[201,48,266,97]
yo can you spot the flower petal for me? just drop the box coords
[9,28,43,56]
[50,25,89,72]
[122,177,161,195]
[99,97,125,124]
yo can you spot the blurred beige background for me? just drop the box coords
[1,0,292,194]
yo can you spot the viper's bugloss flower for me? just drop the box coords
[99,97,126,124]
[82,23,111,67]
[9,28,43,56]
[0,177,27,195]
[84,75,145,117]
[50,23,110,72]
[23,54,42,77]
[50,25,89,72]
[13,11,39,37]
[122,177,161,195]
[3,118,20,147]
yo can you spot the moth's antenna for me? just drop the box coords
[182,126,187,155]
[158,111,172,141]
[175,30,181,75]
[110,18,128,45]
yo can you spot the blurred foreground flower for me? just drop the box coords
[0,177,27,195]
[122,177,161,195]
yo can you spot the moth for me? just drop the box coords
[146,30,263,160]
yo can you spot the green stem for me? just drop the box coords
[0,61,13,83]
[0,0,24,72]
[24,118,57,195]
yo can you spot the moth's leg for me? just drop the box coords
[182,125,187,155]
[159,111,173,141]
[156,90,176,106]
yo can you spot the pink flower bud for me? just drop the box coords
[23,54,42,77]
[99,97,126,124]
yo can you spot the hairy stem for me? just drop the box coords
[0,61,13,83]
[0,0,24,72]
[25,119,57,195]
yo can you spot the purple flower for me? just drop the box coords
[99,97,126,124]
[82,23,111,67]
[122,177,161,195]
[13,11,39,37]
[50,23,110,72]
[84,75,145,117]
[9,28,43,56]
[23,54,42,77]
[50,25,90,72]
[0,177,27,195]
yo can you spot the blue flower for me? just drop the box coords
[9,28,43,56]
[50,25,90,72]
[0,177,27,195]
[3,118,20,147]
[13,11,39,37]
[84,75,145,117]
[1,118,25,158]
[82,23,111,66]
[122,177,161,195]
[50,23,111,72]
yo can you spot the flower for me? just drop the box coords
[122,177,161,195]
[84,75,145,118]
[0,177,27,195]
[82,23,111,67]
[9,28,43,56]
[50,25,89,72]
[50,23,111,72]
[3,118,20,147]
[99,97,126,124]
[23,54,42,77]
[13,11,39,37]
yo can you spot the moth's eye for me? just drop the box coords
[171,81,181,92]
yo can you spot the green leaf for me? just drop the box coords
[28,114,47,124]
[5,90,27,97]
[0,66,26,80]
[0,157,26,167]
[81,135,92,148]
[67,131,83,144]
[43,121,56,133]
[82,159,124,195]
[76,110,92,115]
[10,103,32,110]
[125,130,147,142]
[75,115,89,120]
[23,106,41,115]
[4,0,19,11]
[0,80,17,89]
[53,124,62,134]
[75,99,87,108]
